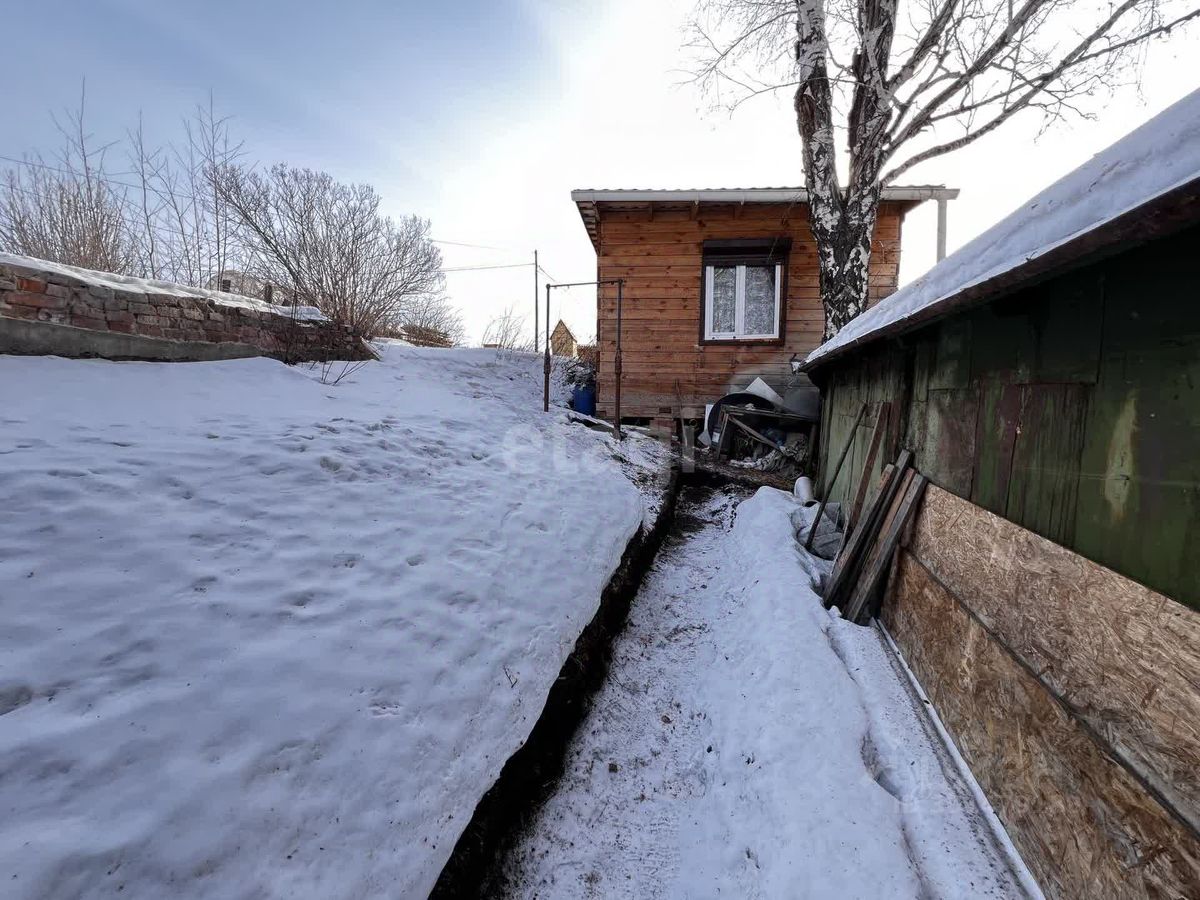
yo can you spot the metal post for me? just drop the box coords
[543,283,551,413]
[613,279,623,440]
[533,249,539,352]
[936,199,948,261]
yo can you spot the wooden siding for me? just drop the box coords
[885,485,1200,899]
[814,224,1200,609]
[592,202,906,419]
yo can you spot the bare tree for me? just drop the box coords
[482,305,534,351]
[213,163,443,336]
[0,85,138,272]
[392,292,467,346]
[127,96,245,287]
[689,0,1200,339]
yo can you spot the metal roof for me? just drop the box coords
[570,185,957,204]
[570,185,957,250]
[803,87,1200,371]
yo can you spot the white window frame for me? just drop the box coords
[703,262,782,340]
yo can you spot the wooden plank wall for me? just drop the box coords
[592,201,905,420]
[814,225,1200,608]
[884,485,1200,899]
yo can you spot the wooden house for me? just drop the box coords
[802,90,1200,898]
[550,319,578,357]
[571,186,956,425]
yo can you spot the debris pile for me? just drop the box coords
[703,378,818,479]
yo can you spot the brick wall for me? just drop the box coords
[0,257,372,362]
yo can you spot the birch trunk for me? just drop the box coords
[794,0,894,340]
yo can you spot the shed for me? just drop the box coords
[550,319,578,357]
[801,89,1200,900]
[571,186,956,425]
[803,90,1200,609]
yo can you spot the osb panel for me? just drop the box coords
[885,553,1200,899]
[907,485,1200,838]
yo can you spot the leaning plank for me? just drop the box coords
[846,402,891,537]
[823,450,912,610]
[829,464,894,591]
[842,473,927,625]
[806,402,867,551]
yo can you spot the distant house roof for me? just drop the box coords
[551,319,576,341]
[571,185,958,249]
[804,88,1200,371]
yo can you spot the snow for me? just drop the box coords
[0,251,326,321]
[0,345,670,898]
[503,485,1035,898]
[807,86,1200,366]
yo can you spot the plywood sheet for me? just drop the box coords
[885,552,1200,899]
[906,485,1200,837]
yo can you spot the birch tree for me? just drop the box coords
[689,0,1200,339]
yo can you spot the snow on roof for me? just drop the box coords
[805,88,1200,369]
[0,251,327,322]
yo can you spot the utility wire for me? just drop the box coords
[441,262,536,273]
[2,154,570,283]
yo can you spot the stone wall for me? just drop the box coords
[0,256,372,362]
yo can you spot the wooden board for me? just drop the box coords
[903,484,1200,836]
[847,402,890,532]
[885,551,1200,899]
[843,473,926,624]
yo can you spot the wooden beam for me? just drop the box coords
[822,450,912,609]
[846,403,890,537]
[842,473,927,624]
[727,412,784,452]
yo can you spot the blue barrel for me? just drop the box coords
[572,385,596,416]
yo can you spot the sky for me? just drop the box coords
[3,0,1199,344]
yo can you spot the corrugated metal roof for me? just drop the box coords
[571,186,957,203]
[570,186,957,250]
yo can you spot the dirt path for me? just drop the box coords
[496,484,1034,900]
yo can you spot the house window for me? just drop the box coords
[703,261,783,340]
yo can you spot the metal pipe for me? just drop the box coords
[542,278,625,424]
[936,198,948,261]
[533,249,539,352]
[543,283,551,413]
[614,279,623,440]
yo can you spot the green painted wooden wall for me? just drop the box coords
[813,224,1200,609]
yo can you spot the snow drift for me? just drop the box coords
[0,345,665,898]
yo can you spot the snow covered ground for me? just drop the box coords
[502,484,1036,899]
[0,345,668,899]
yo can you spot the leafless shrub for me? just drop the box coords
[481,305,535,352]
[126,96,246,287]
[212,163,443,338]
[390,292,467,346]
[0,86,138,272]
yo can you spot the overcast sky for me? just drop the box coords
[5,0,1198,343]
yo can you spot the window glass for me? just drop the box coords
[743,265,776,335]
[711,266,737,334]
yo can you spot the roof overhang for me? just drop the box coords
[571,185,958,250]
[801,176,1200,373]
